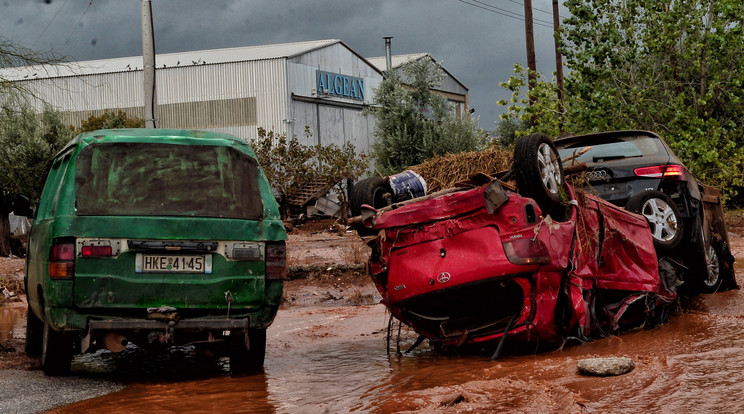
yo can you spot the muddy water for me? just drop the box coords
[0,307,24,341]
[4,267,744,413]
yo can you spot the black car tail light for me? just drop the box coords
[265,241,287,280]
[49,242,75,279]
[634,165,686,181]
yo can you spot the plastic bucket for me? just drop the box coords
[389,170,428,199]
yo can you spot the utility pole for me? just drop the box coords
[141,0,158,128]
[523,0,537,125]
[552,0,565,131]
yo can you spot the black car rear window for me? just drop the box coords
[75,142,263,219]
[557,135,668,164]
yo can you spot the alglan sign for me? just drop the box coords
[316,70,365,101]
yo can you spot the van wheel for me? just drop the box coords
[25,306,43,357]
[350,177,392,217]
[514,133,565,211]
[229,329,267,372]
[41,322,73,376]
[626,191,683,250]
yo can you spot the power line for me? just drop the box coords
[504,0,553,17]
[33,0,71,47]
[457,0,554,29]
[64,0,95,46]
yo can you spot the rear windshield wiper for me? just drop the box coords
[592,154,641,162]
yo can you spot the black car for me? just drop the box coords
[555,130,736,294]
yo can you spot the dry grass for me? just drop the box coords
[346,288,376,306]
[339,241,371,265]
[408,146,513,193]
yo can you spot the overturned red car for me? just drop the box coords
[357,134,681,351]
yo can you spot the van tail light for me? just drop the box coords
[634,165,686,180]
[503,238,550,265]
[49,242,75,279]
[265,241,287,280]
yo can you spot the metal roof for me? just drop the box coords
[365,53,430,72]
[1,39,342,81]
[366,53,468,91]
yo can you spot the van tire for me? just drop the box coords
[25,306,43,357]
[41,322,73,376]
[229,328,267,371]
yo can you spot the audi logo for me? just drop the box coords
[587,170,609,181]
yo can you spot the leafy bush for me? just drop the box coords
[252,127,369,220]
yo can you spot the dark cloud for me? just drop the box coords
[0,0,564,131]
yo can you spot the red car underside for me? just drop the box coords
[366,182,676,348]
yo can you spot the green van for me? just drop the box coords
[24,129,287,375]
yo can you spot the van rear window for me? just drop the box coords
[75,142,263,219]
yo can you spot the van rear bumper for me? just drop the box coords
[88,318,249,331]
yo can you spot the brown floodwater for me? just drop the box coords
[5,265,744,413]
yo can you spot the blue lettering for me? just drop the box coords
[316,70,365,100]
[334,75,343,95]
[317,72,327,92]
[357,79,365,99]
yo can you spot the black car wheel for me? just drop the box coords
[514,133,565,211]
[41,322,73,376]
[699,243,722,293]
[626,191,683,250]
[350,177,392,217]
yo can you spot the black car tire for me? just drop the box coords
[697,242,723,293]
[350,177,392,217]
[41,322,73,376]
[626,191,684,251]
[514,133,565,210]
[229,328,267,372]
[25,306,44,357]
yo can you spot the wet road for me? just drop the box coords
[4,265,744,413]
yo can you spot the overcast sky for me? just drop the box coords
[1,0,565,131]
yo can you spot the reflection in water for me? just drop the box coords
[0,307,23,341]
[12,271,744,413]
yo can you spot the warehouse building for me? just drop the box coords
[2,39,469,156]
[2,39,382,152]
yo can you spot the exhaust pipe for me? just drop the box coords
[384,36,393,73]
[103,332,129,353]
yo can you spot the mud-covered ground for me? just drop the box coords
[2,216,744,412]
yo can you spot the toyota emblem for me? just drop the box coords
[437,272,451,283]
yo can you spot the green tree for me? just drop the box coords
[370,58,488,175]
[499,0,744,202]
[75,110,144,133]
[0,97,73,255]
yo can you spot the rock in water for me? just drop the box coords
[577,357,635,376]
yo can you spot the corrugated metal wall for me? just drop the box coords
[18,58,290,143]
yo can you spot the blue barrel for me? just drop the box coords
[389,170,428,199]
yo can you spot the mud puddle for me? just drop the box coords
[2,268,744,412]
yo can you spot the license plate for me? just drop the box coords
[135,254,212,273]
